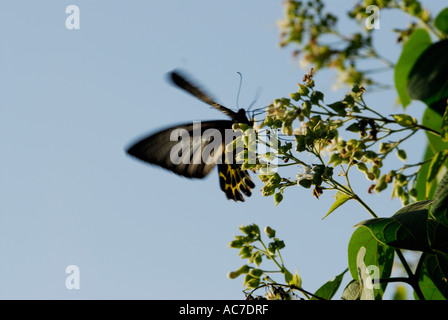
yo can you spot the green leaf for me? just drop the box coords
[415,144,436,201]
[392,114,417,128]
[356,200,433,252]
[347,227,394,299]
[346,122,360,133]
[341,279,361,300]
[435,8,448,34]
[322,191,352,219]
[427,219,448,254]
[431,170,448,225]
[326,101,347,116]
[415,107,448,200]
[418,253,448,300]
[407,39,448,116]
[441,107,448,142]
[284,269,293,284]
[311,269,347,300]
[426,150,448,199]
[288,270,302,289]
[394,29,431,108]
[422,107,448,154]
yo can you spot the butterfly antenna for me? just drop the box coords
[236,72,243,109]
[249,105,266,120]
[247,86,262,112]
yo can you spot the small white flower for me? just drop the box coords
[296,165,314,183]
[317,136,342,158]
[266,100,287,118]
[293,122,308,136]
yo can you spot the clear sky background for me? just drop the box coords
[1,1,446,299]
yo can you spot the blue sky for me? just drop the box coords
[0,1,445,299]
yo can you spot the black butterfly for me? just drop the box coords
[126,70,256,202]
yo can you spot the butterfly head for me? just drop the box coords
[234,108,253,126]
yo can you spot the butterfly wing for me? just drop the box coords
[169,70,241,120]
[218,161,255,202]
[127,120,255,201]
[127,120,232,179]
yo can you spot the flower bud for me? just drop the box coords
[236,264,250,274]
[302,100,311,117]
[274,192,283,206]
[353,149,365,160]
[370,166,381,179]
[261,185,275,196]
[385,170,396,183]
[397,174,407,183]
[282,124,293,136]
[229,239,244,248]
[374,175,387,192]
[397,149,407,161]
[379,142,392,154]
[249,269,263,278]
[396,186,404,197]
[264,226,276,238]
[356,162,368,173]
[298,84,309,96]
[239,246,252,259]
[289,92,301,101]
[323,166,334,179]
[365,172,375,181]
[298,179,312,189]
[239,224,260,236]
[364,150,377,160]
[232,123,241,131]
[244,274,260,289]
[392,114,417,128]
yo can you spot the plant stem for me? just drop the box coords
[332,179,378,218]
[247,283,323,300]
[353,194,378,219]
[256,240,284,272]
[395,249,425,300]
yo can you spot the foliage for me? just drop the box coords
[228,0,448,300]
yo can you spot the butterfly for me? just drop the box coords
[126,70,256,202]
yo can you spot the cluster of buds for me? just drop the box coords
[277,0,430,91]
[241,67,428,207]
[228,224,300,293]
[349,0,430,24]
[373,170,418,206]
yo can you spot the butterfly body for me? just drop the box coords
[126,71,255,202]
